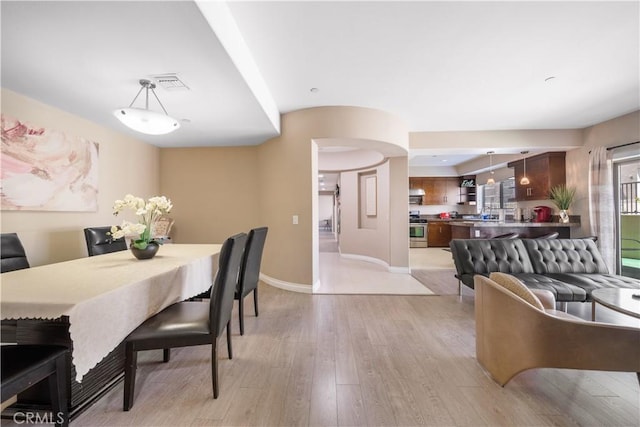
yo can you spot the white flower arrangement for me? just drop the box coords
[110,194,173,250]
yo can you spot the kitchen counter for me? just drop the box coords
[450,221,579,239]
[451,221,580,227]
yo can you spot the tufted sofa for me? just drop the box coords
[449,238,640,302]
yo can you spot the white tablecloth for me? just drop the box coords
[1,244,221,381]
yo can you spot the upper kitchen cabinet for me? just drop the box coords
[409,177,423,190]
[507,152,566,201]
[410,176,467,205]
[422,177,459,205]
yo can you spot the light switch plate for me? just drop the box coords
[293,215,299,225]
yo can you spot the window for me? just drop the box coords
[482,178,517,211]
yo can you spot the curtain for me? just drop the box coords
[588,147,616,272]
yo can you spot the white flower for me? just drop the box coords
[110,194,173,249]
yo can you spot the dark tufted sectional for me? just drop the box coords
[449,238,640,302]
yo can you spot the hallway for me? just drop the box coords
[314,231,447,295]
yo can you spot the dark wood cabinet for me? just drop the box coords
[508,152,566,201]
[416,177,459,205]
[422,178,439,204]
[409,177,423,190]
[410,176,471,205]
[428,222,452,247]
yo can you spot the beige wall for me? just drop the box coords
[257,107,409,290]
[388,156,410,268]
[567,111,640,236]
[0,89,160,266]
[340,164,390,262]
[338,156,410,271]
[410,129,583,153]
[159,147,261,243]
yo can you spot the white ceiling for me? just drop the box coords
[2,1,638,170]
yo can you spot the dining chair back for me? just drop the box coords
[235,227,268,335]
[83,226,127,256]
[152,216,174,242]
[534,232,560,239]
[1,233,30,273]
[123,232,247,410]
[1,345,69,427]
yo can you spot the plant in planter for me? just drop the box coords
[549,184,576,223]
[109,194,173,259]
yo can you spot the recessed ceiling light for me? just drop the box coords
[310,87,319,93]
[319,174,324,178]
[441,159,448,162]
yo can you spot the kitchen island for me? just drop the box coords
[450,221,580,239]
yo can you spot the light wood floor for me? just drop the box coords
[56,277,639,427]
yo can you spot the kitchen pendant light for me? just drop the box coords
[113,79,180,135]
[520,151,530,185]
[486,151,496,185]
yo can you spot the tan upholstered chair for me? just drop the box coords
[474,273,640,386]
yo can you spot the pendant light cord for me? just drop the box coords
[126,80,170,115]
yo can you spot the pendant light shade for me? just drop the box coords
[520,151,530,185]
[486,151,496,185]
[113,79,180,135]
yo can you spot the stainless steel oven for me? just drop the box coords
[409,221,428,248]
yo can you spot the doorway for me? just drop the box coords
[615,157,640,279]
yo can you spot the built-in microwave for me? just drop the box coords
[409,189,425,205]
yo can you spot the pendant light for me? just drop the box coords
[113,79,180,135]
[486,151,496,185]
[520,151,530,185]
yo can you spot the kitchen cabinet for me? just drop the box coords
[410,176,466,205]
[421,177,459,205]
[508,152,566,201]
[428,222,452,247]
[409,177,423,190]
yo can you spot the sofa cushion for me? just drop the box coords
[546,273,640,301]
[523,239,610,274]
[489,273,545,310]
[509,273,588,302]
[450,239,535,281]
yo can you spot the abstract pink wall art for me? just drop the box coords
[1,114,99,211]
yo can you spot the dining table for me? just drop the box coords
[1,243,221,417]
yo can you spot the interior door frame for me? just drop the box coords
[612,154,640,276]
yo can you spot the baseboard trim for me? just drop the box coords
[340,253,409,274]
[340,253,388,267]
[260,273,312,294]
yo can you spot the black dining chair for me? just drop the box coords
[83,226,128,256]
[123,232,248,411]
[491,232,519,239]
[1,233,30,273]
[235,227,268,335]
[1,345,69,427]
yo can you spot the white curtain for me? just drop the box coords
[588,147,616,272]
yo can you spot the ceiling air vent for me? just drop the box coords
[151,74,190,91]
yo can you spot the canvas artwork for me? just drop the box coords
[1,114,99,211]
